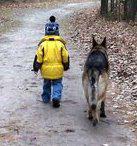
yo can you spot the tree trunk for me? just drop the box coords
[110,0,115,12]
[124,0,128,20]
[100,0,108,16]
[130,0,137,21]
[118,0,121,21]
[125,0,137,21]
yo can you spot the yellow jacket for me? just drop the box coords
[34,35,69,79]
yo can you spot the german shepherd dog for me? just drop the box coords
[82,36,109,126]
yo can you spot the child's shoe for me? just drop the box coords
[52,99,60,108]
[42,98,50,104]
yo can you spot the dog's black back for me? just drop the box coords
[85,50,109,74]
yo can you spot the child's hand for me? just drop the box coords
[34,71,38,76]
[31,69,38,76]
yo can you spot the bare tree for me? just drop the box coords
[100,0,108,16]
[130,0,137,21]
[110,0,115,12]
[101,0,137,21]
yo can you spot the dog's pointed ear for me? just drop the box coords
[101,37,106,48]
[92,36,98,48]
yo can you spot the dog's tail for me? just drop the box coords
[88,68,100,110]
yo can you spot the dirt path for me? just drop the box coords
[0,1,136,146]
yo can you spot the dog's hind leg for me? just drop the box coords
[92,109,99,126]
[92,101,101,126]
[82,73,90,108]
[88,108,93,120]
[82,73,93,120]
[100,93,107,118]
[100,101,106,118]
[98,74,108,118]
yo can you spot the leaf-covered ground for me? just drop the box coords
[69,8,137,132]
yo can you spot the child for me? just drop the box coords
[33,20,69,108]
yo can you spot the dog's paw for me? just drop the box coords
[93,119,98,126]
[88,115,93,120]
[88,110,93,120]
[100,113,107,118]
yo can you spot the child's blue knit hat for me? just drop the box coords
[45,16,59,35]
